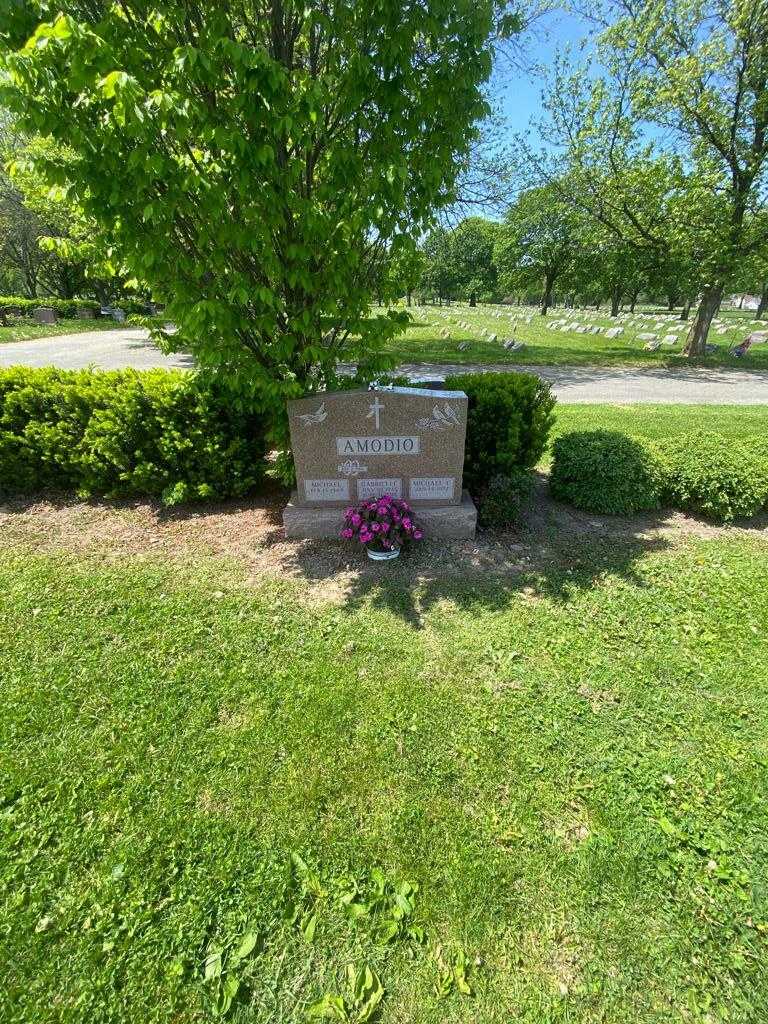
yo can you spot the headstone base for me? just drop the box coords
[283,490,477,540]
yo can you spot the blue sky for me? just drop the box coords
[490,8,596,143]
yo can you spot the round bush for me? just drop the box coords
[448,372,556,493]
[658,432,768,523]
[550,430,664,514]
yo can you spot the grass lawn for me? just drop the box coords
[550,402,768,446]
[2,499,767,1022]
[383,304,768,369]
[0,318,124,344]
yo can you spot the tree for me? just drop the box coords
[419,227,458,304]
[448,217,502,302]
[418,217,502,303]
[0,123,126,299]
[517,1,768,355]
[383,247,424,308]
[600,0,768,354]
[1,1,514,446]
[734,237,768,318]
[494,183,580,314]
[580,230,650,316]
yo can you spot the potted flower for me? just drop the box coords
[340,494,423,560]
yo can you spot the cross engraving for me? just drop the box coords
[366,396,385,430]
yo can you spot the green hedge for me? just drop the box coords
[550,428,768,523]
[550,431,664,515]
[448,372,556,492]
[0,368,267,505]
[0,296,148,317]
[658,433,768,523]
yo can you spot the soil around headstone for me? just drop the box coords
[2,475,765,607]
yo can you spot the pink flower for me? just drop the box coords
[402,517,412,530]
[350,513,361,527]
[341,527,354,539]
[380,522,390,533]
[413,529,423,540]
[371,522,380,532]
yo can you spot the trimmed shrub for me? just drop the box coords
[0,296,148,318]
[0,368,267,504]
[658,432,768,523]
[448,372,556,492]
[550,430,664,514]
[478,469,535,529]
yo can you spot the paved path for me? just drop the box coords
[3,328,768,404]
[0,328,194,371]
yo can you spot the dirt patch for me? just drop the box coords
[551,800,592,851]
[1,474,766,603]
[546,934,582,996]
[195,788,231,816]
[577,682,620,712]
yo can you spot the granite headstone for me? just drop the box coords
[286,386,469,509]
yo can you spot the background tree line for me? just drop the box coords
[0,117,134,303]
[412,182,767,320]
[413,0,768,353]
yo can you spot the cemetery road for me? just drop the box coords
[2,328,768,404]
[0,328,193,371]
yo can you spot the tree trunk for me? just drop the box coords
[469,292,476,307]
[679,296,693,321]
[629,289,639,313]
[23,265,37,298]
[684,284,724,357]
[406,291,412,307]
[610,285,621,318]
[541,273,555,315]
[738,294,745,308]
[757,282,768,319]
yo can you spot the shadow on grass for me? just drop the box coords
[269,478,678,629]
[385,331,768,373]
[5,476,754,631]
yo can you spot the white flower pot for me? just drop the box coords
[366,547,400,561]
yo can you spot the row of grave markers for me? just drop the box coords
[406,303,767,355]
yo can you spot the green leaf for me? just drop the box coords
[203,950,222,981]
[98,71,129,100]
[300,912,318,943]
[306,993,348,1020]
[231,930,259,963]
[214,972,240,1016]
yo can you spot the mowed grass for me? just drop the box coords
[383,304,768,368]
[0,318,123,344]
[550,403,768,447]
[2,534,768,1022]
